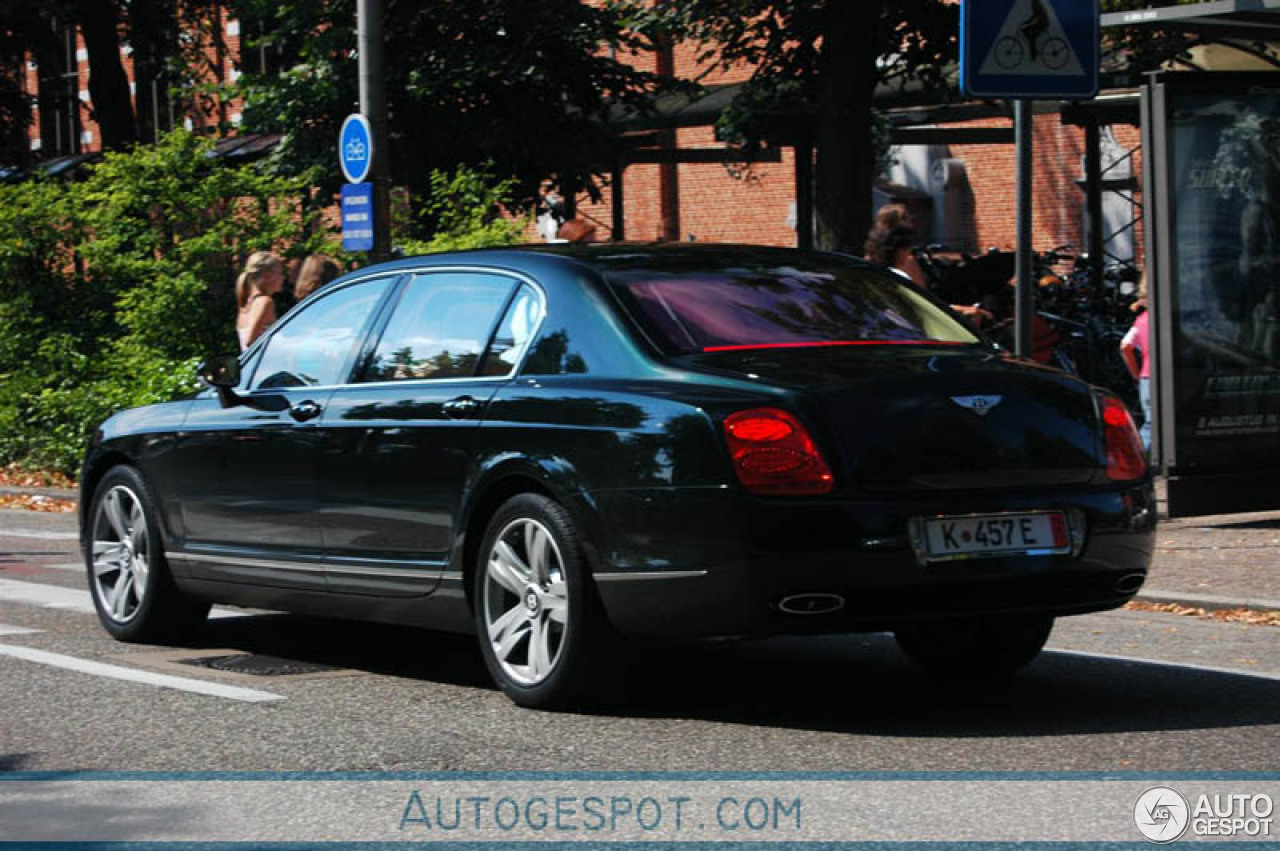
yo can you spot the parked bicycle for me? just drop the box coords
[913,243,1141,414]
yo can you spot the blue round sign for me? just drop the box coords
[338,114,373,184]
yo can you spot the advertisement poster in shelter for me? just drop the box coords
[1167,86,1280,472]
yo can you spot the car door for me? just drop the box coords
[319,270,543,596]
[172,274,396,589]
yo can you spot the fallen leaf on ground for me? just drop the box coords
[1125,600,1280,628]
[0,494,76,513]
[0,465,74,489]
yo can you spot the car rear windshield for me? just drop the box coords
[605,259,981,355]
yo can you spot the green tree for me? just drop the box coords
[0,130,329,472]
[394,164,527,255]
[621,0,958,253]
[227,0,670,229]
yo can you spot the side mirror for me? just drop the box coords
[198,355,244,408]
[198,355,240,388]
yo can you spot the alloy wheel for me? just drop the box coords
[482,517,569,686]
[91,485,150,624]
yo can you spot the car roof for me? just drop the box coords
[344,243,878,281]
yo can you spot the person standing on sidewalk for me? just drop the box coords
[1120,276,1152,451]
[235,250,286,350]
[293,254,342,302]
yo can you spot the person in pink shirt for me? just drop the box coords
[1120,276,1151,451]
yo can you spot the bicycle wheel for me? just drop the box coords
[1041,37,1069,70]
[994,36,1024,69]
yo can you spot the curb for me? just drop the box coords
[0,485,78,501]
[1134,589,1280,615]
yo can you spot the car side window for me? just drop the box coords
[363,272,515,382]
[251,277,392,390]
[479,284,542,377]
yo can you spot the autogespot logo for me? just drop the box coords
[1134,786,1191,843]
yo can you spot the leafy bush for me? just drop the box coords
[395,164,527,256]
[0,131,325,474]
[0,138,528,475]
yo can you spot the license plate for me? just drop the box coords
[918,512,1071,560]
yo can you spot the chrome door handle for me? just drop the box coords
[289,400,322,422]
[442,395,481,419]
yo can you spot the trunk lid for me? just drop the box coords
[687,345,1103,491]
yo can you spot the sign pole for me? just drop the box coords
[960,0,1101,360]
[357,0,391,261]
[1014,98,1034,359]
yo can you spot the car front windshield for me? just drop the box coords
[606,259,981,355]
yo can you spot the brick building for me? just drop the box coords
[15,9,248,159]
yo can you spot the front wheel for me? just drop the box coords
[87,466,209,643]
[895,615,1053,680]
[473,493,616,709]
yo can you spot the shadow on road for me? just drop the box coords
[190,614,1280,737]
[1192,517,1280,531]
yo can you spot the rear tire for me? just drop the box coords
[86,466,209,643]
[473,493,618,710]
[895,615,1053,680]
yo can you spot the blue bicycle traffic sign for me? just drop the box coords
[338,114,373,184]
[961,0,1099,99]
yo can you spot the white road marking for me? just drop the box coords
[1051,648,1280,682]
[0,528,79,540]
[0,578,96,613]
[0,578,255,619]
[0,623,41,636]
[0,643,283,702]
[35,562,84,572]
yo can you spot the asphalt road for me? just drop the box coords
[2,508,1279,773]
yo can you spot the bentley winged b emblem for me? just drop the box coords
[950,395,1002,416]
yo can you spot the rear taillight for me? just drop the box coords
[723,408,835,495]
[1100,395,1147,481]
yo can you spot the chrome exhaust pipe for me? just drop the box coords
[1114,573,1146,594]
[777,593,845,615]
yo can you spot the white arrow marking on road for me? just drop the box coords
[0,643,283,702]
[0,623,41,636]
[0,578,254,619]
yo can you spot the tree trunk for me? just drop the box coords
[75,0,138,149]
[813,2,879,254]
[127,0,177,145]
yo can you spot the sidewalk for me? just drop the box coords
[4,482,1278,614]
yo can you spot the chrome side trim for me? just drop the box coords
[166,551,440,579]
[326,564,434,579]
[593,570,708,582]
[166,552,327,573]
[439,571,465,582]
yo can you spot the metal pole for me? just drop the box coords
[795,135,814,251]
[611,157,626,242]
[1084,117,1105,288]
[1014,100,1034,358]
[358,0,391,261]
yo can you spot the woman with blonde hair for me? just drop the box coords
[293,253,342,301]
[235,250,285,350]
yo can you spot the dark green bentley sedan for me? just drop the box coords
[79,245,1155,708]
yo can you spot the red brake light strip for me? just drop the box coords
[702,340,968,353]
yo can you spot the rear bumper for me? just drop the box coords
[580,481,1156,638]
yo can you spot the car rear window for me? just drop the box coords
[605,260,980,355]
